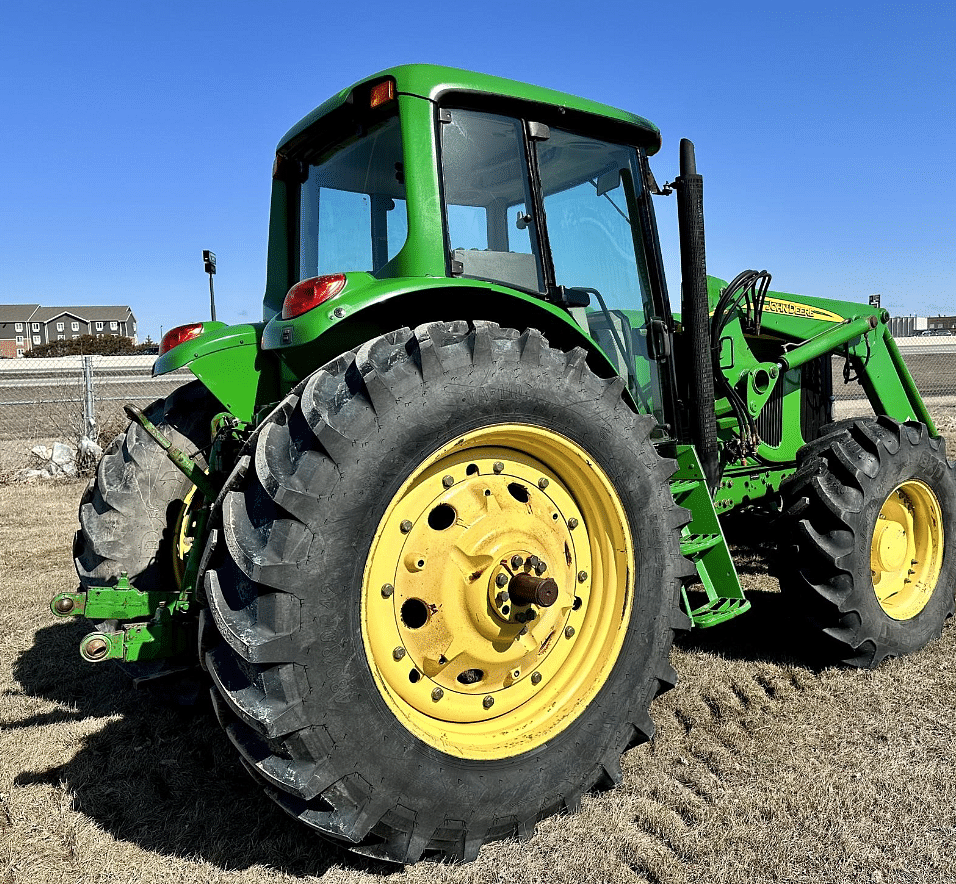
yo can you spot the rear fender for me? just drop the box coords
[152,322,281,423]
[262,274,627,398]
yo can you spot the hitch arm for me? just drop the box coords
[124,404,217,499]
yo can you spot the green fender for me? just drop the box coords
[153,274,634,425]
[152,321,282,423]
[260,272,627,402]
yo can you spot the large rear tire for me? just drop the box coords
[204,321,691,863]
[74,381,219,593]
[781,416,956,667]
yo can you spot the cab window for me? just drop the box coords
[440,109,544,293]
[535,129,663,419]
[298,115,408,279]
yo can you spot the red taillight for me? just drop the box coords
[281,274,347,319]
[160,323,204,355]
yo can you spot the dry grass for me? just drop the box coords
[3,445,956,883]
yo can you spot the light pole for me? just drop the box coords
[203,250,217,321]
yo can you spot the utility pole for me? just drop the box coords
[203,250,217,321]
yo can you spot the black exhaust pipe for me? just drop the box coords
[674,138,719,493]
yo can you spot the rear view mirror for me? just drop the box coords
[595,169,621,196]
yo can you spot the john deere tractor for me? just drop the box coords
[60,65,955,863]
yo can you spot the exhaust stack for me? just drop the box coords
[675,138,719,492]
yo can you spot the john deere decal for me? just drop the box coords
[763,298,843,323]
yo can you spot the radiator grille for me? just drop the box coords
[756,375,784,447]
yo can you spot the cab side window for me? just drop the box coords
[440,109,544,293]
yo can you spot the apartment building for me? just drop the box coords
[0,304,137,357]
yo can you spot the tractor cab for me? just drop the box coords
[264,67,675,429]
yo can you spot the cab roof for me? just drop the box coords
[278,63,661,154]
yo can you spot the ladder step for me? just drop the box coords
[679,533,722,556]
[687,597,752,628]
[669,479,698,495]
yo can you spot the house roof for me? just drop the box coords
[0,305,41,323]
[28,305,135,323]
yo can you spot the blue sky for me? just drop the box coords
[1,1,953,342]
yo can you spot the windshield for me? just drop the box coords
[535,129,664,421]
[536,130,651,310]
[298,115,408,279]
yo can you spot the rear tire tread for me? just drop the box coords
[205,321,691,862]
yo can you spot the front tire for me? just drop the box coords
[204,321,690,862]
[781,416,956,667]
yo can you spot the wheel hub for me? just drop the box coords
[383,456,579,709]
[870,480,944,620]
[361,424,632,759]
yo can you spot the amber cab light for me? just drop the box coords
[281,274,347,320]
[160,323,204,355]
[369,78,396,108]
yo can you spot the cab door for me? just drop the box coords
[531,127,668,426]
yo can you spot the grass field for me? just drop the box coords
[2,446,956,883]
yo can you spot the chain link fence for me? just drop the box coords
[1,340,954,472]
[0,355,192,470]
[832,339,956,421]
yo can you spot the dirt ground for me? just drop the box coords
[2,417,956,884]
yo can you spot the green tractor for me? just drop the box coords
[59,65,955,863]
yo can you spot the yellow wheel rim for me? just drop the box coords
[870,479,944,620]
[171,486,198,588]
[361,424,634,760]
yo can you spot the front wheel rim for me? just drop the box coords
[870,479,944,620]
[361,424,634,760]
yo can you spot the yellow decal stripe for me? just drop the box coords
[763,298,843,323]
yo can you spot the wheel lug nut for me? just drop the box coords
[531,672,542,685]
[535,561,547,575]
[381,584,394,598]
[496,573,509,587]
[577,570,588,583]
[511,554,523,569]
[527,555,540,569]
[400,520,413,533]
[483,696,494,709]
[493,461,504,474]
[495,591,510,606]
[393,647,406,660]
[525,609,536,621]
[442,475,454,488]
[538,477,549,489]
[568,517,579,529]
[431,687,444,701]
[565,626,575,638]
